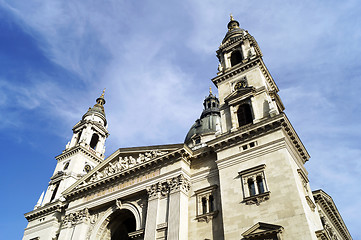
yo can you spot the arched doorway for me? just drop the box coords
[107,209,136,240]
[90,203,142,240]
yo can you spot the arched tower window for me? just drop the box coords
[209,195,214,212]
[248,178,256,196]
[237,104,253,126]
[202,197,207,214]
[256,176,265,194]
[231,50,243,67]
[50,183,60,202]
[90,133,99,150]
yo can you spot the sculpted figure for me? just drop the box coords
[137,153,145,164]
[128,156,136,167]
[115,160,122,171]
[102,166,109,177]
[89,173,98,183]
[109,162,116,173]
[120,156,129,169]
[144,152,152,161]
[218,63,223,72]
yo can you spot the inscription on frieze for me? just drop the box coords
[84,169,160,202]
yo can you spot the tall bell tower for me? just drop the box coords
[208,16,324,239]
[215,15,284,133]
[37,90,109,207]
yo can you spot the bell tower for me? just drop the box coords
[37,90,109,207]
[214,15,284,133]
[208,16,324,239]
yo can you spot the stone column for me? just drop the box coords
[166,175,191,240]
[250,96,259,123]
[144,183,160,240]
[220,110,228,133]
[230,105,238,131]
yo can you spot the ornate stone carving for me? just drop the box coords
[63,208,90,226]
[136,198,147,209]
[78,150,168,188]
[243,192,270,206]
[168,174,191,194]
[146,183,160,200]
[146,174,191,200]
[195,211,219,223]
[320,213,339,240]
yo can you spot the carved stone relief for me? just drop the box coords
[146,174,191,200]
[78,150,168,188]
[62,208,91,227]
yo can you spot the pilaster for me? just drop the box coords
[166,175,190,240]
[144,174,191,240]
[144,185,160,240]
[58,208,91,240]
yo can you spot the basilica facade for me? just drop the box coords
[23,16,352,240]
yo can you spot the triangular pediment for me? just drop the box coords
[242,222,283,238]
[62,144,192,197]
[224,87,255,105]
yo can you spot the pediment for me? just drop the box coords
[224,87,255,105]
[242,222,283,239]
[62,144,192,197]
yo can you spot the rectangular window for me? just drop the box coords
[239,164,270,205]
[194,185,218,222]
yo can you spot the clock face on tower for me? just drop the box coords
[84,164,91,173]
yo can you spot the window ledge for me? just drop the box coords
[195,210,219,223]
[243,192,270,205]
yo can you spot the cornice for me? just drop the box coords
[62,146,193,199]
[207,113,309,163]
[212,57,278,94]
[72,120,108,136]
[280,114,310,162]
[24,201,65,221]
[245,34,263,57]
[218,35,244,52]
[212,57,259,85]
[313,190,352,240]
[208,114,282,151]
[217,33,262,57]
[55,145,103,163]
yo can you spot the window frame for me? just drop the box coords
[239,164,270,205]
[194,185,219,222]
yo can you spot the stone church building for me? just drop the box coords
[23,16,352,240]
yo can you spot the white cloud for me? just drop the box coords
[1,0,361,238]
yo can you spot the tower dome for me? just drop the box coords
[222,14,245,44]
[82,89,107,126]
[184,89,221,149]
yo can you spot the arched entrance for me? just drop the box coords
[90,203,142,240]
[108,209,136,240]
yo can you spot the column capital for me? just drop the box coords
[146,174,191,200]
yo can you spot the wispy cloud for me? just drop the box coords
[0,0,360,238]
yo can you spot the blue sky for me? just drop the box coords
[0,1,360,239]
